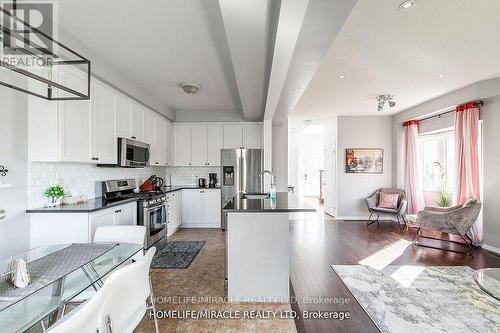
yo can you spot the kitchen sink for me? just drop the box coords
[241,193,270,200]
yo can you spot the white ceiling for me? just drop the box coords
[58,0,242,115]
[292,0,500,119]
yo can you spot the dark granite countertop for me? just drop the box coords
[26,185,221,213]
[223,192,316,213]
[26,197,139,214]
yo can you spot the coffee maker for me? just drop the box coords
[208,173,217,188]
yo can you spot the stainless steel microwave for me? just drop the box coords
[117,137,150,167]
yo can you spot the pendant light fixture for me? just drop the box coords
[0,2,91,100]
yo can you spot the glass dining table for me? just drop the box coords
[0,243,143,333]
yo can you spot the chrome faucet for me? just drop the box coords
[259,170,275,187]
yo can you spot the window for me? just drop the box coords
[419,131,454,193]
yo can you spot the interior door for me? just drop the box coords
[324,140,337,217]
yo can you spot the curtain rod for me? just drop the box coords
[416,100,483,123]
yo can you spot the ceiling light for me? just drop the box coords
[338,75,346,79]
[399,1,416,10]
[438,73,446,78]
[180,82,201,95]
[377,94,396,112]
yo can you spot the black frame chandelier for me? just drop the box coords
[0,3,90,100]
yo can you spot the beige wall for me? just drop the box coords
[337,116,393,218]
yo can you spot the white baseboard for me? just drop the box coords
[180,224,221,229]
[335,215,399,222]
[483,243,500,255]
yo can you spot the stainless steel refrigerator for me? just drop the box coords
[220,149,263,231]
[221,149,263,200]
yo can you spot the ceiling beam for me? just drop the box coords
[263,0,310,121]
[272,0,358,124]
[218,0,278,121]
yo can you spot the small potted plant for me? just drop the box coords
[44,185,66,207]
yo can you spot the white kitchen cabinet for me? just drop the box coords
[117,94,132,139]
[89,208,116,240]
[165,121,174,166]
[58,68,93,163]
[242,124,262,149]
[174,124,192,166]
[143,109,156,145]
[92,81,117,164]
[203,189,222,226]
[167,191,181,237]
[150,115,166,166]
[89,202,137,239]
[29,202,137,248]
[181,189,203,225]
[224,124,243,149]
[181,189,221,228]
[114,203,137,226]
[207,124,224,166]
[191,125,208,166]
[130,103,145,141]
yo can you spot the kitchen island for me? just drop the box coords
[223,192,315,302]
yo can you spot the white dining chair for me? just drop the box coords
[50,248,158,333]
[98,247,159,333]
[61,226,147,314]
[46,283,109,333]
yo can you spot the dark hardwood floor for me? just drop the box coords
[288,202,500,333]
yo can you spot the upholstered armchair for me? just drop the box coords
[413,199,481,255]
[366,188,407,226]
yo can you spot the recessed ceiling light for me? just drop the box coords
[438,73,446,78]
[338,75,346,79]
[399,0,416,10]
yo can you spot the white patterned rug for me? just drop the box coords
[332,265,500,333]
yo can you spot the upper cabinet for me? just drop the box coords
[242,124,262,149]
[223,125,243,149]
[150,115,166,166]
[174,124,192,166]
[173,123,261,167]
[130,103,145,142]
[92,80,117,164]
[223,124,262,149]
[143,108,156,145]
[165,121,174,166]
[207,124,224,166]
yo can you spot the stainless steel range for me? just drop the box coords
[101,179,167,248]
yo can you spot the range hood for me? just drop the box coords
[0,3,90,100]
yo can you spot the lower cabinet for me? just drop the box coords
[29,202,137,248]
[89,202,137,240]
[181,189,221,228]
[167,191,182,237]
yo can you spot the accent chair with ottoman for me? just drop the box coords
[366,188,408,227]
[412,198,481,255]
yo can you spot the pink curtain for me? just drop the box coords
[454,102,482,245]
[404,121,424,214]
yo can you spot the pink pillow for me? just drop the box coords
[378,193,399,209]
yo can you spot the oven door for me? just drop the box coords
[118,138,150,167]
[144,202,167,248]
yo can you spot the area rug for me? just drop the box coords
[332,265,500,333]
[151,241,205,269]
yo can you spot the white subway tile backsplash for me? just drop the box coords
[28,162,221,208]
